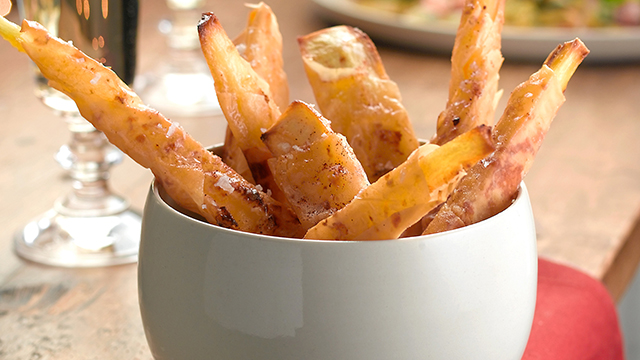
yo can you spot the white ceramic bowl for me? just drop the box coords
[138,179,537,360]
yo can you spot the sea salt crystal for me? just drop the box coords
[236,43,246,57]
[90,73,101,85]
[167,122,179,137]
[480,158,493,168]
[202,199,217,209]
[216,175,234,193]
[278,142,291,152]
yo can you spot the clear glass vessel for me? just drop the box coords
[135,0,221,117]
[14,0,143,267]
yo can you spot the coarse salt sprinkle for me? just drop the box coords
[167,122,179,137]
[215,175,235,193]
[90,72,101,85]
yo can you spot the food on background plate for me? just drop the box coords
[503,0,640,27]
[0,16,305,238]
[353,0,640,27]
[261,101,370,229]
[430,0,505,146]
[304,125,495,240]
[424,38,589,234]
[298,25,420,182]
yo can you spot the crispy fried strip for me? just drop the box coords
[221,126,256,184]
[2,17,304,237]
[298,25,419,182]
[0,16,23,51]
[198,13,287,202]
[262,101,370,229]
[222,2,289,185]
[305,126,495,240]
[424,39,589,234]
[234,2,289,110]
[430,0,505,145]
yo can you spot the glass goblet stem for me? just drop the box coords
[14,0,142,267]
[15,113,142,267]
[54,114,129,218]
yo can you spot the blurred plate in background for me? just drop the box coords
[312,0,640,63]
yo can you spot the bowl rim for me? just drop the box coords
[148,178,530,244]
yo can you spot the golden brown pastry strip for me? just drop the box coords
[262,100,369,229]
[221,2,290,184]
[430,0,505,145]
[198,12,287,203]
[305,126,495,240]
[2,17,304,237]
[424,39,589,234]
[298,25,419,182]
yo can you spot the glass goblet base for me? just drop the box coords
[14,196,142,267]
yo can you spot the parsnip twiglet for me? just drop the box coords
[424,39,589,234]
[221,2,289,183]
[234,2,289,111]
[1,2,591,241]
[430,0,505,145]
[305,126,495,241]
[262,101,370,229]
[198,13,287,203]
[299,25,419,182]
[0,16,305,238]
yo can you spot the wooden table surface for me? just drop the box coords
[1,0,640,357]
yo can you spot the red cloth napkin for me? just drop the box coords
[522,258,624,360]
